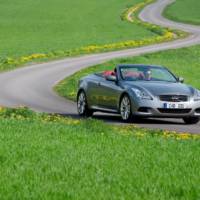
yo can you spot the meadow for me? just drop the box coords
[0,0,154,58]
[164,0,200,25]
[0,107,199,200]
[55,45,200,101]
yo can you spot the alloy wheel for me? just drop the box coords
[120,95,131,121]
[77,91,86,115]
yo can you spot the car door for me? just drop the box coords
[86,75,102,107]
[97,77,122,110]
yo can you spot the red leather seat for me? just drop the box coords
[125,71,145,79]
[103,70,116,77]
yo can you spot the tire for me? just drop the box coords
[120,94,132,122]
[183,117,200,124]
[77,91,93,117]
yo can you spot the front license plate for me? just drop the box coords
[163,103,185,109]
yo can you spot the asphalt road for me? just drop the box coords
[0,0,200,133]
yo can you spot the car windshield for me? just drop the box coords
[120,66,177,82]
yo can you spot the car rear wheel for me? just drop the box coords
[77,91,93,117]
[120,95,132,122]
[183,117,200,124]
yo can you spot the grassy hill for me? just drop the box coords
[0,0,155,58]
[164,0,200,25]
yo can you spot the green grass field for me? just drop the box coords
[0,0,155,58]
[0,0,200,199]
[55,45,200,101]
[164,0,200,25]
[0,108,199,200]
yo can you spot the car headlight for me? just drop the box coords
[194,89,200,101]
[131,88,152,100]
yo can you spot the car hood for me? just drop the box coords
[125,81,194,96]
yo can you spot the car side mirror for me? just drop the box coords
[106,75,117,82]
[178,77,184,83]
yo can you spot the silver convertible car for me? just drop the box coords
[77,64,200,124]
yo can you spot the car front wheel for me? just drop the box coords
[77,91,93,117]
[183,117,200,124]
[120,95,132,122]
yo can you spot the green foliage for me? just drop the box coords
[55,45,200,101]
[164,0,200,25]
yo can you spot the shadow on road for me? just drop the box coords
[60,112,185,125]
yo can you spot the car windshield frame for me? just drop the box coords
[119,65,178,83]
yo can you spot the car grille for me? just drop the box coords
[158,108,191,114]
[159,95,188,102]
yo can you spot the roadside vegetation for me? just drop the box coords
[55,45,200,101]
[0,107,199,199]
[164,0,200,25]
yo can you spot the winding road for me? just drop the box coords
[0,0,200,133]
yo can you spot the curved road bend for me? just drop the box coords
[0,0,200,133]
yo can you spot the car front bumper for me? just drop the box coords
[131,97,200,118]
